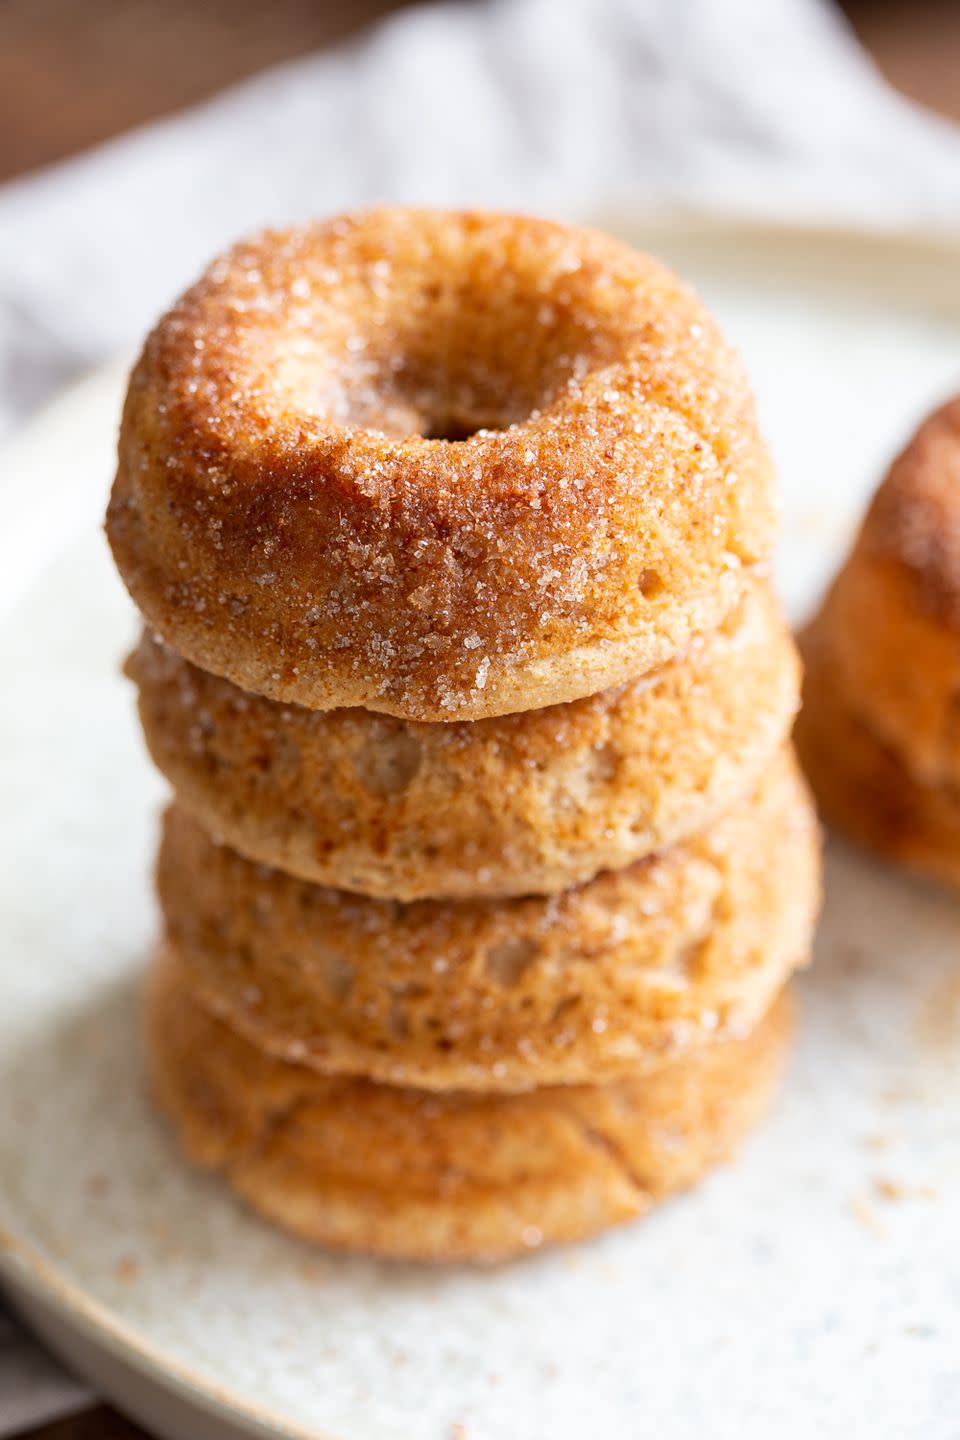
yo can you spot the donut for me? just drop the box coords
[106,209,776,721]
[803,396,960,788]
[128,578,799,900]
[156,749,819,1091]
[147,946,791,1261]
[795,394,960,884]
[797,627,960,888]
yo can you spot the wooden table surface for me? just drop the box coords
[2,0,956,1435]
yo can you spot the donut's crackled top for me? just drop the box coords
[107,209,777,719]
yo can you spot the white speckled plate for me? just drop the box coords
[2,217,960,1440]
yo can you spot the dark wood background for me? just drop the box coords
[0,0,957,183]
[1,0,956,1435]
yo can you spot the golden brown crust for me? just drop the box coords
[147,947,792,1262]
[129,579,800,899]
[863,395,960,622]
[156,748,819,1090]
[107,209,776,720]
[805,396,960,788]
[797,627,960,888]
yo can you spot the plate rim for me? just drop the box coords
[1,1234,331,1440]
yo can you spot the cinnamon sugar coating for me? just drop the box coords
[802,396,960,790]
[798,621,960,889]
[147,947,791,1262]
[156,749,819,1091]
[128,578,799,900]
[107,209,776,720]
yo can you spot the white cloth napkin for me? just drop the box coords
[3,0,960,1430]
[2,0,960,440]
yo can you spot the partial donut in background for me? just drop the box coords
[797,394,960,886]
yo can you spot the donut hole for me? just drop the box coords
[421,415,502,444]
[331,309,603,440]
[336,389,512,443]
[274,223,628,443]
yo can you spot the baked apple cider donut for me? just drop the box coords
[155,749,819,1091]
[128,578,800,899]
[797,395,960,884]
[800,397,960,790]
[148,946,792,1262]
[797,628,960,889]
[107,210,777,720]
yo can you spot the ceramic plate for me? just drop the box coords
[2,217,959,1440]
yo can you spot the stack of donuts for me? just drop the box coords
[106,210,820,1261]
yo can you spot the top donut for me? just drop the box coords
[107,210,776,720]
